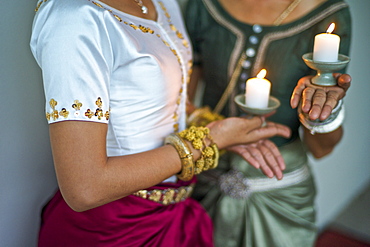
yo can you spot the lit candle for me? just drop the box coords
[245,69,271,108]
[313,23,340,62]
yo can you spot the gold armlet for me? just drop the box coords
[165,133,195,181]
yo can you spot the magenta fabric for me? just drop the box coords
[38,179,214,247]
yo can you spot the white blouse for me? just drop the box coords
[31,0,192,182]
[31,0,192,152]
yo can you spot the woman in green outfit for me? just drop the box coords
[184,0,352,246]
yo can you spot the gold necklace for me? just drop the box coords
[134,0,148,14]
[273,0,303,26]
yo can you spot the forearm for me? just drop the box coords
[60,145,182,212]
[303,126,343,159]
[50,121,188,211]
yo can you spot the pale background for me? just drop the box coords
[0,1,369,246]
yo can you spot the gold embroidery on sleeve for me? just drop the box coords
[49,99,59,121]
[85,109,94,119]
[72,100,83,110]
[105,110,110,120]
[46,98,109,121]
[59,108,69,118]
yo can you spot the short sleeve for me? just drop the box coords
[30,0,113,124]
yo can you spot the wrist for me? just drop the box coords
[299,100,345,135]
[165,126,220,181]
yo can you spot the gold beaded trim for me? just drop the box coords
[132,184,194,205]
[46,98,109,121]
[35,0,48,12]
[157,1,189,49]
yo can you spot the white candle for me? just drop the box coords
[313,23,340,62]
[245,69,271,108]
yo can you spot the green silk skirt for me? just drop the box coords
[193,139,317,247]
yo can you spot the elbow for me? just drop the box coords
[63,195,96,213]
[311,147,334,159]
[60,185,131,212]
[67,201,93,213]
[311,152,328,159]
[306,127,343,159]
[60,187,104,212]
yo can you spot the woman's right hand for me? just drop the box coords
[207,116,291,150]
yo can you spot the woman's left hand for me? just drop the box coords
[290,73,351,121]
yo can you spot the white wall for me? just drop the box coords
[0,1,368,246]
[0,1,57,246]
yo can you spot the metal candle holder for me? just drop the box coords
[302,53,350,86]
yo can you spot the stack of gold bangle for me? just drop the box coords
[165,133,194,181]
[165,126,220,181]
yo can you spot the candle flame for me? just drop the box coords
[326,23,335,34]
[256,69,267,79]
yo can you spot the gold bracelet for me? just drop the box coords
[179,126,219,174]
[165,133,195,181]
[197,143,219,172]
[209,143,219,169]
[179,126,209,149]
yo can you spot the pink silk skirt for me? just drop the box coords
[38,178,214,247]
